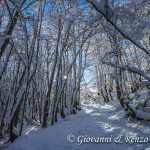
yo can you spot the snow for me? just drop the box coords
[12,128,19,137]
[129,93,135,99]
[5,98,150,150]
[87,0,108,17]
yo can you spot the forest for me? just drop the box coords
[0,0,150,149]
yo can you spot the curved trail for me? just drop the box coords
[6,99,150,150]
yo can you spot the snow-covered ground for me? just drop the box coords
[5,98,150,150]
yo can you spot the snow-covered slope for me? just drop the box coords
[5,99,150,150]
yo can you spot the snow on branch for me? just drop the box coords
[102,51,150,81]
[86,0,150,56]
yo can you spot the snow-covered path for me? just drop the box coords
[6,99,150,150]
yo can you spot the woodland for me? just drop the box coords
[0,0,150,146]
